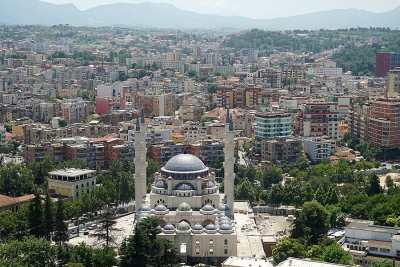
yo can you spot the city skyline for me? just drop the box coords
[40,0,400,20]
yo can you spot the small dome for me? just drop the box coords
[177,202,191,211]
[205,181,215,188]
[201,204,215,211]
[137,212,150,218]
[217,205,228,212]
[163,224,175,231]
[156,225,162,230]
[219,223,233,231]
[177,221,191,231]
[219,218,232,225]
[174,182,195,191]
[164,154,207,172]
[205,223,217,231]
[154,204,167,212]
[218,215,230,221]
[155,180,164,188]
[192,223,204,231]
[139,205,151,212]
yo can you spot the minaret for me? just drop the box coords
[223,109,235,211]
[140,108,148,198]
[134,110,148,210]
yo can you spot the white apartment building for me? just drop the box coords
[0,125,7,147]
[61,97,88,124]
[304,138,331,163]
[308,67,343,77]
[255,112,292,139]
[48,169,96,200]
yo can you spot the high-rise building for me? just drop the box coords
[216,85,261,108]
[255,112,291,139]
[376,52,400,77]
[368,98,400,149]
[388,68,400,93]
[298,101,339,139]
[61,98,88,124]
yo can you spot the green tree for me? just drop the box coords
[272,237,308,264]
[43,193,54,241]
[366,173,383,196]
[92,211,121,247]
[0,236,57,267]
[53,198,68,246]
[28,193,43,238]
[369,259,395,267]
[321,243,355,265]
[234,178,256,202]
[296,156,309,171]
[120,217,180,267]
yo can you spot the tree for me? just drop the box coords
[91,210,121,247]
[187,70,197,78]
[234,178,256,202]
[366,173,383,196]
[369,259,395,267]
[53,197,68,246]
[291,201,328,242]
[296,156,309,171]
[28,193,43,238]
[207,84,218,94]
[0,236,57,267]
[120,217,180,267]
[272,237,308,264]
[43,193,54,241]
[321,244,355,265]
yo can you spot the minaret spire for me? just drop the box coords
[224,108,235,213]
[134,109,148,210]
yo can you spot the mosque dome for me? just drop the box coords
[205,223,217,231]
[192,223,204,231]
[155,180,164,188]
[205,181,215,188]
[219,224,233,231]
[201,204,215,212]
[163,224,175,231]
[174,182,195,191]
[177,202,192,212]
[154,204,167,212]
[163,154,208,172]
[177,221,191,231]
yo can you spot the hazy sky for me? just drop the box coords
[41,0,400,19]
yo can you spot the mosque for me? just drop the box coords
[133,109,237,265]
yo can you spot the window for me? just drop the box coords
[224,239,228,245]
[397,250,400,257]
[196,247,200,254]
[209,239,213,245]
[380,248,390,253]
[196,239,200,245]
[370,247,378,252]
[224,247,228,254]
[209,247,213,254]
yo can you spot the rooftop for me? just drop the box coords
[49,168,95,177]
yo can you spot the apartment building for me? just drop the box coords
[148,141,186,165]
[132,92,173,117]
[26,52,47,64]
[48,169,96,200]
[255,112,291,139]
[179,104,203,121]
[61,98,88,124]
[368,98,400,149]
[307,67,342,77]
[110,143,135,163]
[187,140,225,167]
[376,52,400,77]
[216,85,261,109]
[261,137,302,163]
[253,68,282,88]
[283,64,307,80]
[0,124,7,147]
[298,101,339,139]
[240,48,258,63]
[304,138,331,163]
[348,102,370,143]
[24,143,64,165]
[388,68,400,93]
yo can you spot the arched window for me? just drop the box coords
[224,239,228,245]
[196,239,200,245]
[209,239,213,245]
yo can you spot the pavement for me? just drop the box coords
[67,213,136,248]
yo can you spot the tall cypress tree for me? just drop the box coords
[43,193,53,241]
[28,193,43,238]
[54,197,68,246]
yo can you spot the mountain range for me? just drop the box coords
[3,0,400,30]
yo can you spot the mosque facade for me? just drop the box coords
[134,109,237,265]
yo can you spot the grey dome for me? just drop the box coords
[177,202,191,211]
[154,204,167,212]
[219,218,232,225]
[156,225,162,230]
[201,204,215,211]
[192,223,204,231]
[174,182,195,191]
[217,205,229,212]
[139,205,151,212]
[155,180,164,188]
[205,181,215,188]
[177,221,191,231]
[219,224,232,231]
[205,223,217,231]
[164,154,207,172]
[218,215,230,221]
[163,224,175,231]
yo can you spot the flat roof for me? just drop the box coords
[222,257,273,267]
[277,258,353,267]
[49,169,95,177]
[367,240,392,247]
[346,222,400,235]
